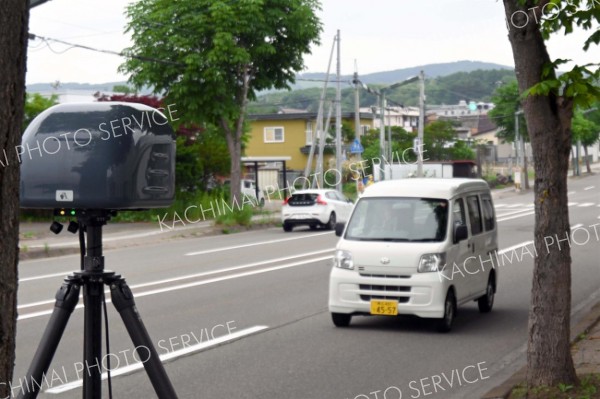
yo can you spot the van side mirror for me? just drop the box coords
[335,222,346,237]
[454,224,468,243]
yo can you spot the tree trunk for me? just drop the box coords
[503,0,577,387]
[0,2,29,397]
[220,119,242,204]
[524,152,530,189]
[583,146,591,174]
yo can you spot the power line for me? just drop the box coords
[28,32,184,67]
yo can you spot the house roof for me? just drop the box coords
[473,114,498,135]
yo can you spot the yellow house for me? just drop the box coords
[246,111,375,171]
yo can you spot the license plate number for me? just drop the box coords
[370,300,398,316]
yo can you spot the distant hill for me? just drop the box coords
[296,60,513,87]
[26,81,154,95]
[249,68,517,114]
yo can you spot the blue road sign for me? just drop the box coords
[349,138,364,154]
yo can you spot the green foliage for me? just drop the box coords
[523,0,600,109]
[488,80,529,143]
[175,125,231,192]
[112,84,135,94]
[121,0,322,126]
[450,140,475,160]
[215,205,254,227]
[23,93,58,130]
[572,108,600,147]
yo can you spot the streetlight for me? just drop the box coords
[359,75,419,181]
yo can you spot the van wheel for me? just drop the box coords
[478,275,495,313]
[326,212,336,230]
[436,290,456,333]
[259,197,265,207]
[331,313,351,327]
[283,222,293,232]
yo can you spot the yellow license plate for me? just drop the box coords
[370,300,398,316]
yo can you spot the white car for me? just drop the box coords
[281,189,354,232]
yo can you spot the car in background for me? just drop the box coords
[223,179,265,207]
[281,189,354,232]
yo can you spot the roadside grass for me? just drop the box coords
[509,374,600,399]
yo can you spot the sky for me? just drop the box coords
[26,0,599,85]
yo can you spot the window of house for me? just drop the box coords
[361,125,370,135]
[264,127,284,143]
[305,121,313,145]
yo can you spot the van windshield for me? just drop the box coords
[345,197,448,242]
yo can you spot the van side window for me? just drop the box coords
[466,195,483,235]
[453,198,466,226]
[481,195,495,231]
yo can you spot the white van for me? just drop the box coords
[328,178,498,332]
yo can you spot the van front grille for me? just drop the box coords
[359,284,411,302]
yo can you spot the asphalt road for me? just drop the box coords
[10,175,600,399]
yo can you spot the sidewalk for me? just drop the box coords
[482,302,600,398]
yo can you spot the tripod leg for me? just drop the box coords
[83,279,103,399]
[110,279,178,399]
[17,278,80,399]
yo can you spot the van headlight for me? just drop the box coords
[334,250,354,270]
[418,253,446,273]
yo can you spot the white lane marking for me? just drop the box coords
[131,249,333,289]
[497,211,535,222]
[568,202,579,207]
[584,186,594,191]
[185,232,332,256]
[498,241,534,254]
[496,208,535,218]
[578,203,595,207]
[20,272,73,282]
[506,203,524,208]
[18,256,333,320]
[45,325,268,394]
[568,191,576,195]
[497,224,583,255]
[17,250,334,309]
[494,204,508,208]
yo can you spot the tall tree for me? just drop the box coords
[488,80,529,143]
[572,108,600,173]
[502,0,600,387]
[23,93,58,130]
[0,1,29,397]
[120,0,322,202]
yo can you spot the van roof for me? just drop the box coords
[362,178,490,199]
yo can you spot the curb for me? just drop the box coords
[19,215,281,261]
[481,301,600,398]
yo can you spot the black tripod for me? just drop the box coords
[18,211,178,399]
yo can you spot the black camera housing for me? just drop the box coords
[20,102,176,210]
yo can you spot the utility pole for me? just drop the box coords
[417,70,425,177]
[379,94,386,181]
[514,110,523,190]
[335,29,342,193]
[353,60,361,144]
